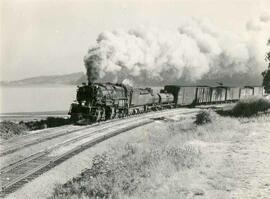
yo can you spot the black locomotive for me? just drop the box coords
[69,82,264,122]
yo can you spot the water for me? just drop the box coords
[0,85,164,118]
[0,86,77,114]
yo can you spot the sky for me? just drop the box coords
[1,0,270,81]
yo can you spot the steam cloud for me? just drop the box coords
[84,16,270,85]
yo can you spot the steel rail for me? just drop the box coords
[0,125,72,145]
[0,112,142,156]
[0,115,149,174]
[0,120,154,195]
[0,126,91,157]
[0,108,196,173]
[0,107,193,157]
[0,109,199,196]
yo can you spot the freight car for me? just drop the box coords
[226,87,241,102]
[210,86,227,103]
[69,82,265,123]
[195,86,212,104]
[163,85,197,106]
[240,86,254,99]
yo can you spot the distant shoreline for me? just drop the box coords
[0,110,69,122]
[0,84,78,88]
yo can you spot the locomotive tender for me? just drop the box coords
[69,82,264,122]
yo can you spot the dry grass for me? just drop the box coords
[49,111,262,199]
[0,121,28,140]
[23,117,71,130]
[0,117,71,140]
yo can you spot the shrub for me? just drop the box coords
[0,121,29,139]
[50,141,201,199]
[231,97,270,117]
[23,117,71,130]
[194,110,212,125]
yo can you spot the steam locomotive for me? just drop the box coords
[68,82,265,122]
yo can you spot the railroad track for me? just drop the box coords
[0,125,73,145]
[0,109,198,196]
[0,126,90,157]
[0,119,127,156]
[0,107,197,157]
[0,115,139,156]
[0,113,157,172]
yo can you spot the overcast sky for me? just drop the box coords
[1,0,269,81]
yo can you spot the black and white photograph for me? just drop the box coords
[0,0,270,198]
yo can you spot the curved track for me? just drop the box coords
[0,108,199,196]
[0,114,146,156]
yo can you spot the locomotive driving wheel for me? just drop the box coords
[105,106,113,120]
[94,108,102,122]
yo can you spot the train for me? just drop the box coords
[68,82,265,122]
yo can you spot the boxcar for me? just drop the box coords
[196,86,211,104]
[181,87,197,105]
[211,86,227,103]
[226,87,241,101]
[253,86,264,96]
[240,86,254,99]
[163,85,196,106]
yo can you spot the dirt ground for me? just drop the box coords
[192,117,270,199]
[129,114,270,199]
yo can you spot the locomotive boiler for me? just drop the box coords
[69,83,129,122]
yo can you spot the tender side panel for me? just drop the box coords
[130,88,156,107]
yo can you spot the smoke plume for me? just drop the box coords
[84,17,270,85]
[121,79,135,87]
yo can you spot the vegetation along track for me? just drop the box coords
[0,108,198,196]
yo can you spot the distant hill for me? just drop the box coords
[0,72,87,86]
[0,71,263,87]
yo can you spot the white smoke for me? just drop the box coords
[84,16,270,84]
[246,12,270,72]
[122,78,135,87]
